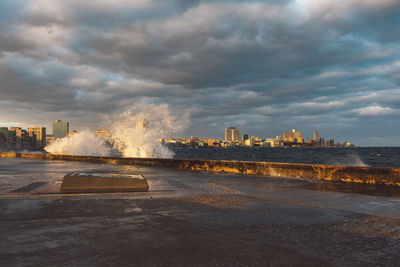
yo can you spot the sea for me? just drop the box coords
[171,147,400,168]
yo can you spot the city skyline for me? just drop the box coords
[1,1,400,146]
[1,121,353,150]
[0,118,382,147]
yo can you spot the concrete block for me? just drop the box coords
[60,172,149,193]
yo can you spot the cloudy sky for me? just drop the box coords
[1,0,400,146]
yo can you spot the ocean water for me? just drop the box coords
[172,147,400,168]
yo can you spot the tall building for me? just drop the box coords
[283,129,303,143]
[242,134,249,142]
[27,126,46,149]
[53,120,69,138]
[225,127,239,142]
[313,131,318,143]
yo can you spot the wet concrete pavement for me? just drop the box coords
[1,158,400,266]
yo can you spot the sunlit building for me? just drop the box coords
[265,138,281,147]
[313,131,318,143]
[207,138,221,147]
[283,129,303,143]
[27,126,46,149]
[9,127,36,150]
[244,138,254,147]
[225,127,239,142]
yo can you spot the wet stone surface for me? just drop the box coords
[0,157,400,266]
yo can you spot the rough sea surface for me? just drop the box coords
[172,147,400,168]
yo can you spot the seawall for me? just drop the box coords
[1,152,400,186]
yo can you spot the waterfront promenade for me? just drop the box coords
[1,157,400,266]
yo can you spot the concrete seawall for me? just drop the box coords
[1,152,400,186]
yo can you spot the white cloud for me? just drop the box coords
[254,106,283,116]
[288,0,399,22]
[315,71,349,79]
[353,106,396,116]
[238,91,259,101]
[350,89,400,103]
[296,101,345,109]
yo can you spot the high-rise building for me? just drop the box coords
[53,120,69,139]
[242,134,249,142]
[313,131,318,143]
[27,126,46,149]
[224,127,239,142]
[283,128,303,143]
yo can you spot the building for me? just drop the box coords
[207,138,221,147]
[283,129,303,143]
[225,127,239,142]
[27,126,46,149]
[242,134,248,142]
[0,127,16,151]
[319,138,325,147]
[313,131,318,143]
[53,120,69,139]
[9,127,22,150]
[327,139,335,147]
[244,138,254,147]
[9,127,36,150]
[187,136,198,147]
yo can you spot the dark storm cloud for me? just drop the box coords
[0,0,400,145]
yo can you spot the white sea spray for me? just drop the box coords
[45,103,181,158]
[44,130,112,156]
[108,103,178,158]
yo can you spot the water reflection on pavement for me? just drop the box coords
[1,157,400,266]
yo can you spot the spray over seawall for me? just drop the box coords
[45,104,182,158]
[109,104,178,158]
[45,131,112,156]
